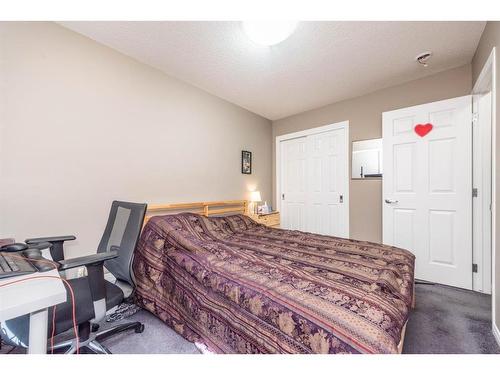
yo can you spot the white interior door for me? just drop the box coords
[279,123,348,238]
[383,96,472,289]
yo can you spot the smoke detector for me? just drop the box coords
[416,51,432,67]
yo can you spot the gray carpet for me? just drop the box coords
[403,283,499,354]
[2,283,499,354]
[101,310,200,354]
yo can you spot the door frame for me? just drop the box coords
[472,57,494,294]
[275,121,350,236]
[472,47,498,344]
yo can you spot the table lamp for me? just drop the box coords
[250,191,262,214]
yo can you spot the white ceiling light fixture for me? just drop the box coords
[242,20,298,46]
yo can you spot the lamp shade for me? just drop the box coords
[250,191,262,202]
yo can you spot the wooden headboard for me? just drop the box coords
[144,200,249,226]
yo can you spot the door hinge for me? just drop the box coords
[281,193,285,200]
[472,188,478,198]
[472,112,479,123]
[472,263,478,273]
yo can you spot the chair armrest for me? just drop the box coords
[26,235,76,244]
[25,235,76,262]
[59,251,118,318]
[58,250,118,271]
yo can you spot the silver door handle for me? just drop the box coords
[384,199,399,204]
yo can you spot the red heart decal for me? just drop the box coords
[414,123,433,137]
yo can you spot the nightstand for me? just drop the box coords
[249,211,280,228]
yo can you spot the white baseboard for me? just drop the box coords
[493,323,500,348]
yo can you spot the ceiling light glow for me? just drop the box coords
[242,21,298,46]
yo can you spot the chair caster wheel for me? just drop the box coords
[91,324,100,332]
[135,324,145,333]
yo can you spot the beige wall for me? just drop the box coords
[273,64,472,243]
[0,22,272,258]
[471,21,500,333]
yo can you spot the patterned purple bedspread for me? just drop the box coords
[133,213,415,354]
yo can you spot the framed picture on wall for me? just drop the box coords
[241,150,252,174]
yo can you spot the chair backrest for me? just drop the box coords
[97,201,147,286]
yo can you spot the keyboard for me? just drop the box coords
[0,252,37,279]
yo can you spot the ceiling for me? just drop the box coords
[60,21,486,120]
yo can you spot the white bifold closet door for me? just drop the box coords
[281,136,308,231]
[382,96,472,289]
[280,126,348,238]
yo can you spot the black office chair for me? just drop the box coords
[0,200,147,354]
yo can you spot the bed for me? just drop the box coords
[132,200,415,354]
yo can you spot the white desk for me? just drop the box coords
[0,269,67,354]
